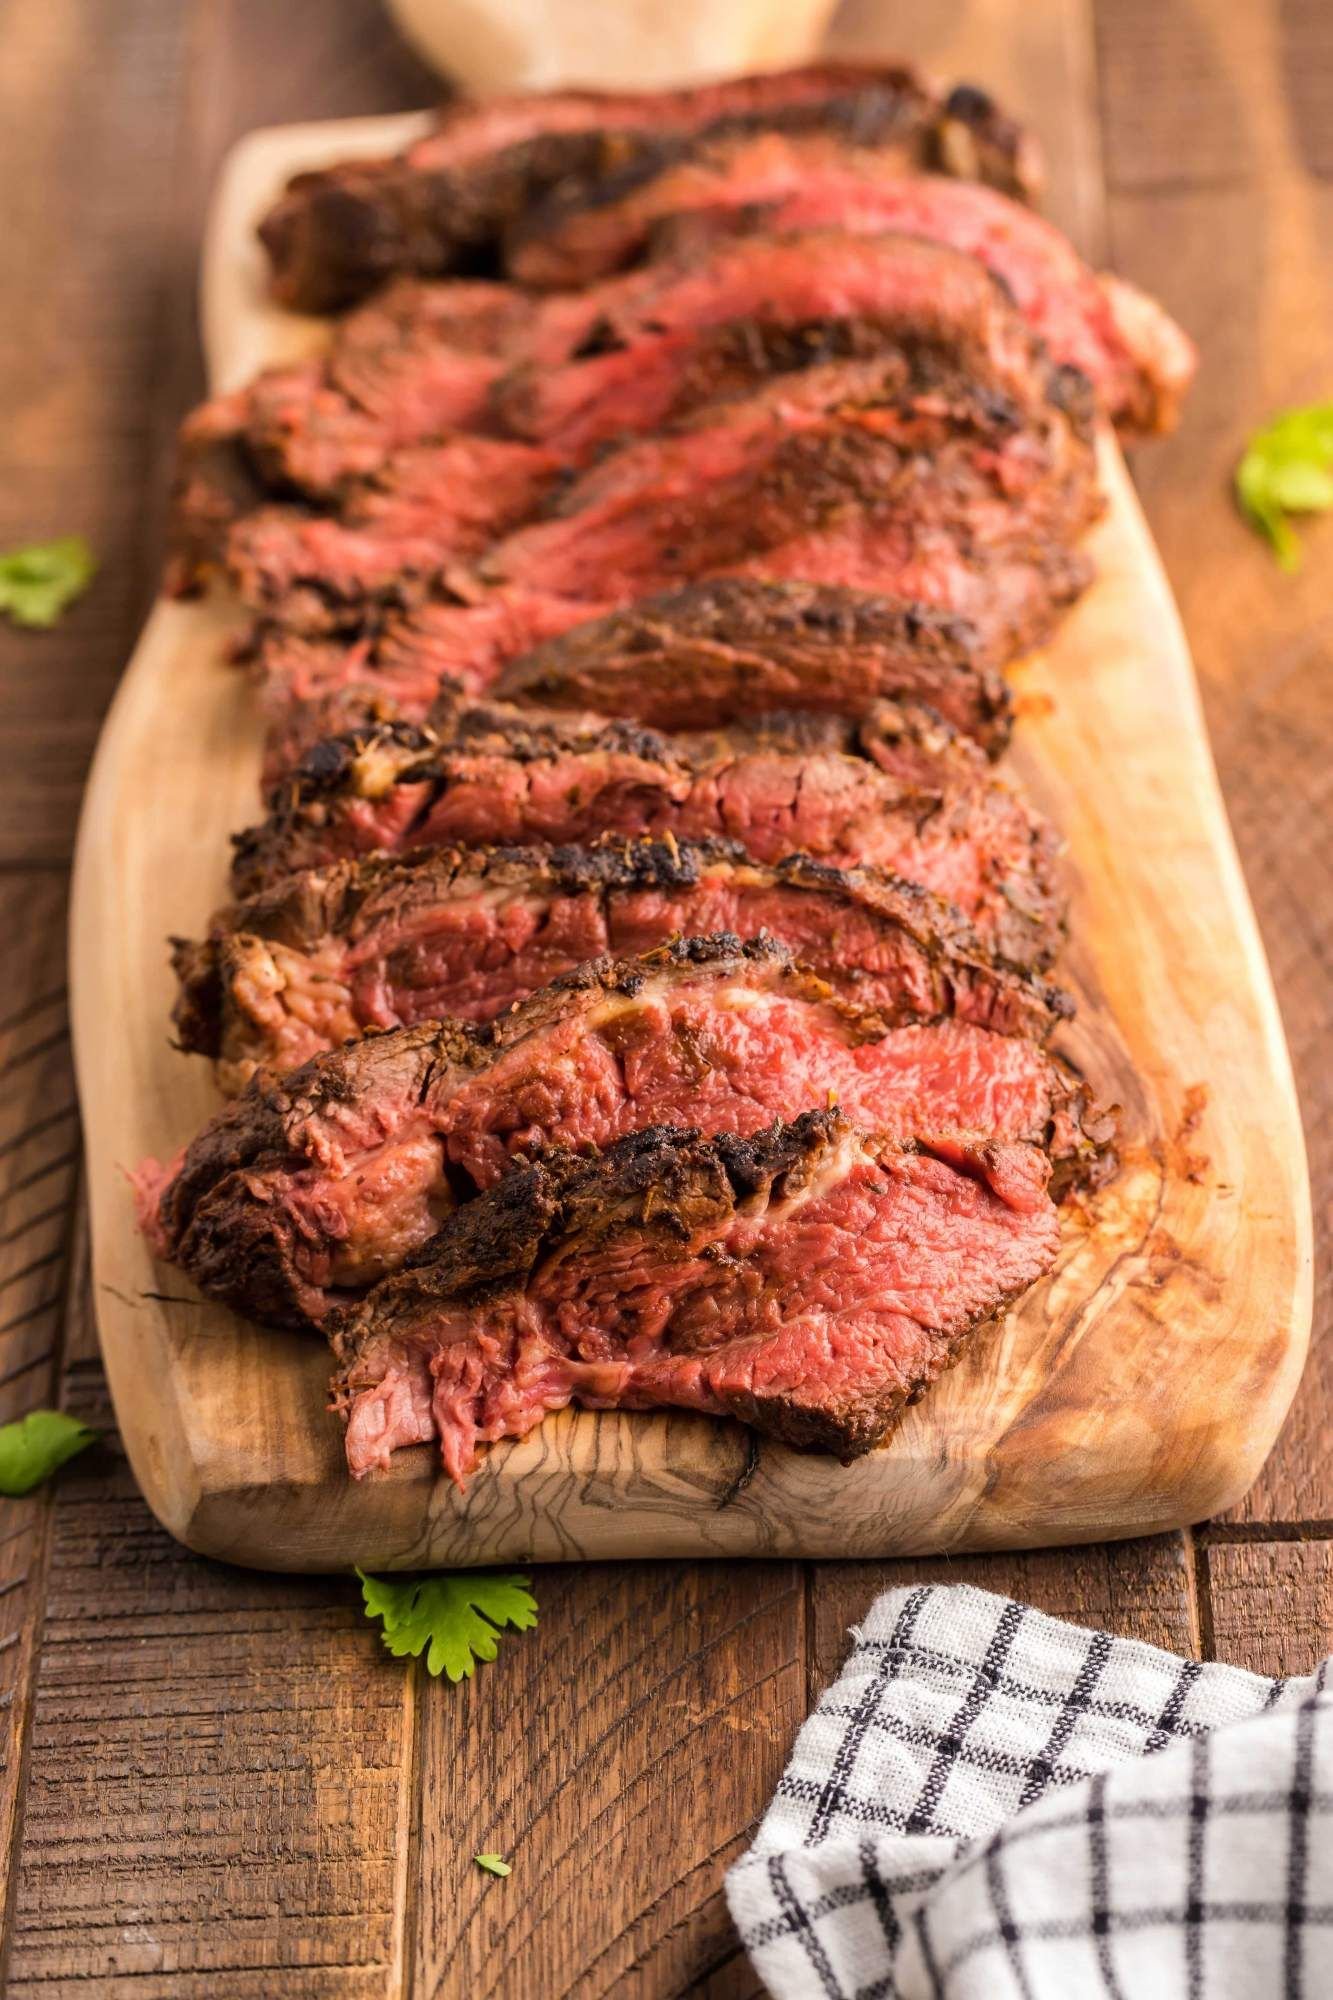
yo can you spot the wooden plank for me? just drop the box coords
[3,1370,415,1999]
[1094,0,1333,1525]
[0,877,82,1968]
[411,1562,804,1999]
[1204,1540,1333,1675]
[807,1536,1199,1698]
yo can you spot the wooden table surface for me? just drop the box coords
[0,1,1329,1993]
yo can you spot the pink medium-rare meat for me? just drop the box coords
[172,835,1072,1091]
[466,358,1100,635]
[328,1112,1061,1485]
[488,227,1071,455]
[228,335,1099,641]
[216,229,1085,625]
[258,63,1040,311]
[229,697,1067,973]
[510,135,1195,431]
[224,437,563,632]
[138,937,1110,1330]
[178,223,1062,571]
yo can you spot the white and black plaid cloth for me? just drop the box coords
[727,1584,1331,1999]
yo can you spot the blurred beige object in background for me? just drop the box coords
[384,0,841,92]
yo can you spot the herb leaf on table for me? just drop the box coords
[0,1410,97,1495]
[1236,403,1333,569]
[357,1568,538,1680]
[0,536,96,627]
[474,1854,512,1877]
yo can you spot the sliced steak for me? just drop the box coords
[467,354,1100,640]
[224,437,563,630]
[174,835,1071,1089]
[510,135,1194,431]
[489,227,1076,456]
[259,64,1040,311]
[229,697,1066,972]
[233,338,1097,641]
[180,223,1059,561]
[252,572,1014,779]
[328,1111,1061,1485]
[493,578,1012,748]
[136,937,1110,1329]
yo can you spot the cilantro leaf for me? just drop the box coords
[0,536,96,628]
[357,1568,538,1680]
[474,1853,512,1877]
[1236,403,1333,570]
[0,1410,97,1496]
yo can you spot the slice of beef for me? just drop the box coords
[259,573,1013,776]
[182,223,1055,558]
[489,227,1074,457]
[259,64,1040,311]
[229,696,1067,973]
[223,437,564,631]
[493,578,1012,748]
[464,354,1101,640]
[136,937,1110,1330]
[234,337,1098,641]
[173,835,1071,1089]
[166,279,545,590]
[510,135,1195,431]
[327,1111,1060,1485]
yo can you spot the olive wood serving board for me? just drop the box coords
[68,113,1313,1571]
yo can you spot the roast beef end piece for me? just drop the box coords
[329,1112,1061,1484]
[142,936,1112,1334]
[259,63,1040,313]
[259,166,415,315]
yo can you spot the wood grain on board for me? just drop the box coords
[0,1,1328,1996]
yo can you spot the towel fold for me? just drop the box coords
[726,1583,1331,1998]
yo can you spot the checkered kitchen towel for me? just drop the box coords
[727,1585,1331,1998]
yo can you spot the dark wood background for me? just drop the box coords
[0,1,1329,1992]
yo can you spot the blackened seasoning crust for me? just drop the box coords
[327,1111,1062,1485]
[172,833,1073,1088]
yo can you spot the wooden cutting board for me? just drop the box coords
[68,108,1312,1573]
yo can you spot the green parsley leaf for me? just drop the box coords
[0,536,96,628]
[474,1853,512,1877]
[1236,403,1333,570]
[357,1568,538,1681]
[0,1410,97,1496]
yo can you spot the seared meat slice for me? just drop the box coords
[489,228,1077,456]
[258,63,1040,311]
[224,437,563,630]
[229,697,1067,973]
[166,279,544,590]
[493,578,1012,748]
[328,1111,1061,1485]
[256,571,1013,778]
[136,937,1111,1329]
[233,338,1098,640]
[176,223,1064,574]
[510,135,1194,431]
[173,835,1072,1090]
